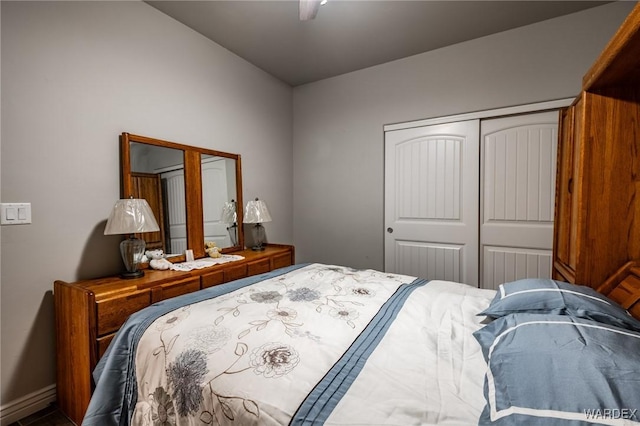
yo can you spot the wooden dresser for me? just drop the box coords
[552,3,640,288]
[54,244,294,425]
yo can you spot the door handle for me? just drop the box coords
[387,227,394,233]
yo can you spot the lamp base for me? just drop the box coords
[227,224,238,247]
[119,236,146,280]
[120,270,144,279]
[251,223,266,252]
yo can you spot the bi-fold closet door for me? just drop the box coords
[384,110,558,289]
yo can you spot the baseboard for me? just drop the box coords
[0,384,56,426]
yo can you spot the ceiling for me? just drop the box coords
[147,1,609,87]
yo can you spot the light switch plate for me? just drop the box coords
[1,203,32,225]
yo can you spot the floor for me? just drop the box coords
[8,404,74,426]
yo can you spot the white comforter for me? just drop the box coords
[86,263,495,426]
[326,279,494,425]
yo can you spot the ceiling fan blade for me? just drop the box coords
[299,0,322,20]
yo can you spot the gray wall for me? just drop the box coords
[1,1,293,406]
[292,2,635,269]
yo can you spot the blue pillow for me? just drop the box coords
[479,278,640,332]
[473,313,640,425]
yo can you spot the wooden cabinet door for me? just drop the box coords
[132,172,165,251]
[553,106,576,279]
[553,97,585,283]
[568,96,585,274]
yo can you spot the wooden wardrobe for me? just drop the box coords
[552,2,640,289]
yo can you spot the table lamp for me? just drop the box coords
[244,198,272,251]
[104,198,160,278]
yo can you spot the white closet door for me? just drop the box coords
[384,120,480,285]
[202,158,230,248]
[161,169,187,255]
[480,111,558,290]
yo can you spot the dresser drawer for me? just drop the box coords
[272,252,293,270]
[247,258,270,276]
[151,277,201,302]
[97,290,151,336]
[224,264,248,281]
[201,270,225,288]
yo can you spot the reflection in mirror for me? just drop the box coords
[129,142,186,256]
[122,133,244,259]
[202,154,238,248]
[221,200,238,246]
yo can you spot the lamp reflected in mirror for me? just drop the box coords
[244,198,272,251]
[104,198,160,279]
[221,200,238,247]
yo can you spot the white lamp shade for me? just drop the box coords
[104,198,160,235]
[221,201,238,224]
[300,0,321,20]
[244,199,272,224]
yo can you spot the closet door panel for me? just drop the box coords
[483,246,552,290]
[161,169,187,255]
[481,111,558,289]
[201,158,230,248]
[385,120,479,286]
[395,241,462,283]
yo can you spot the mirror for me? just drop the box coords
[201,154,238,249]
[121,133,244,259]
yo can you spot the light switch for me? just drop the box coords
[1,203,32,225]
[5,207,16,221]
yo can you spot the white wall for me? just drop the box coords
[292,2,635,270]
[0,0,292,412]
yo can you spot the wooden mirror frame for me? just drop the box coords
[120,132,244,260]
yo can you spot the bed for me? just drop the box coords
[82,263,640,426]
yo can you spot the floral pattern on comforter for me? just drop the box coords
[131,263,416,426]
